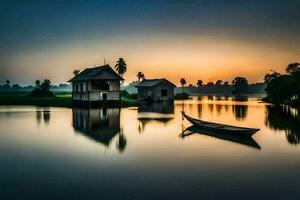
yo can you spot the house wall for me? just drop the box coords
[72,81,87,92]
[137,83,174,101]
[152,82,174,101]
[72,80,120,102]
[109,81,120,91]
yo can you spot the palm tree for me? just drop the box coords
[115,58,127,78]
[73,69,80,76]
[180,78,186,94]
[137,72,145,82]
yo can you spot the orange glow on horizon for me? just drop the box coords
[7,34,299,85]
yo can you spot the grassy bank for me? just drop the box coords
[0,92,138,108]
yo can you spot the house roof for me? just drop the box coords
[135,78,176,88]
[68,64,124,82]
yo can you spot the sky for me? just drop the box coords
[0,0,299,85]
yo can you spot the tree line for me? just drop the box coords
[0,79,71,92]
[176,77,265,95]
[264,62,300,106]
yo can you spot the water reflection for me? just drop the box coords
[233,96,248,102]
[207,95,214,101]
[180,125,261,150]
[232,105,248,121]
[72,108,125,150]
[138,102,174,114]
[116,130,127,152]
[197,104,202,118]
[138,102,174,133]
[216,104,222,115]
[36,107,50,125]
[265,105,300,145]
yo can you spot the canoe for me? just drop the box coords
[181,125,261,150]
[181,111,259,137]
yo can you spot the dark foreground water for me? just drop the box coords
[1,96,300,200]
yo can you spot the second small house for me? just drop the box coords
[68,64,123,104]
[135,78,176,101]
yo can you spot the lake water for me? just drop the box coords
[1,96,300,200]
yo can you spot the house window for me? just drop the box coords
[161,89,168,97]
[80,83,83,92]
[91,80,109,90]
[75,84,79,92]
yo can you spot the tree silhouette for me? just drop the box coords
[73,69,80,76]
[35,80,41,87]
[264,62,300,104]
[41,79,51,91]
[232,77,248,95]
[5,80,10,85]
[285,63,300,74]
[215,80,223,86]
[180,78,186,93]
[115,58,127,78]
[12,84,20,90]
[137,72,145,82]
[196,80,203,87]
[223,81,229,86]
[264,71,280,83]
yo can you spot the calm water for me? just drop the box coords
[1,96,300,200]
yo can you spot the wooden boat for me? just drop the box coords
[180,125,261,150]
[181,111,259,137]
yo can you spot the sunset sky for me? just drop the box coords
[0,0,299,85]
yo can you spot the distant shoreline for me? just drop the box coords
[0,92,297,108]
[0,91,138,108]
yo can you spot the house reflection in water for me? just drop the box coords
[137,102,174,133]
[72,108,126,151]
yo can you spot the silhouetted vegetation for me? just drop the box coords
[264,62,300,106]
[177,78,189,99]
[0,80,71,92]
[174,79,265,95]
[115,58,127,79]
[137,72,145,82]
[121,90,138,100]
[73,69,80,76]
[232,77,249,95]
[29,79,55,97]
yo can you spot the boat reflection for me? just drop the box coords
[265,105,300,145]
[137,102,174,133]
[180,125,261,150]
[72,108,126,151]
